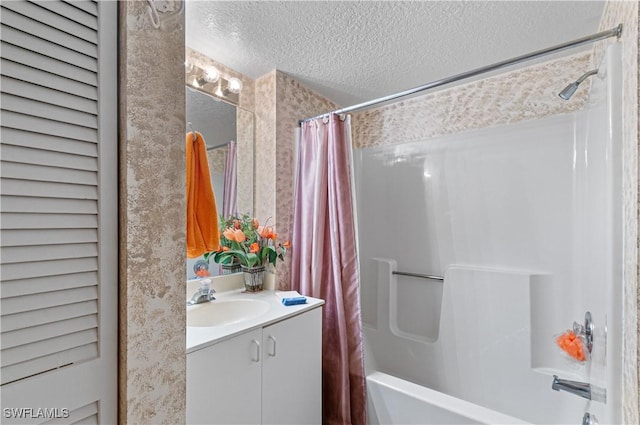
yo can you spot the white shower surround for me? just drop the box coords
[356,46,622,424]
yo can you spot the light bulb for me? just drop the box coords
[227,77,243,94]
[184,61,194,73]
[204,67,220,83]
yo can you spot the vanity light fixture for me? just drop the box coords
[190,67,220,89]
[204,67,220,84]
[227,77,243,94]
[185,61,242,105]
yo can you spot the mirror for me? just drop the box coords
[185,86,254,279]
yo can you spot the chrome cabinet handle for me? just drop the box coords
[251,339,260,362]
[267,335,277,357]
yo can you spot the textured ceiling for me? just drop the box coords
[186,1,606,107]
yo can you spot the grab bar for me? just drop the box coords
[392,271,444,281]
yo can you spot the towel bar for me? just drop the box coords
[392,271,444,281]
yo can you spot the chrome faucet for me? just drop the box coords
[551,375,592,400]
[188,279,216,305]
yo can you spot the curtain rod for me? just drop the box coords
[299,24,622,126]
[206,141,232,151]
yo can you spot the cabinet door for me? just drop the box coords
[262,307,322,425]
[187,328,262,425]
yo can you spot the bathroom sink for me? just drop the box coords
[187,299,270,327]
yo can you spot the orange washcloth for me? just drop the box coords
[186,131,220,258]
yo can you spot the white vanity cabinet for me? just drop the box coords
[261,307,322,424]
[187,306,322,425]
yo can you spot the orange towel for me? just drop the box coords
[186,131,220,258]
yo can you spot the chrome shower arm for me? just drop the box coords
[576,69,599,84]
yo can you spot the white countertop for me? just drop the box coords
[186,288,324,354]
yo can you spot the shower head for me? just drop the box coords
[558,82,580,100]
[558,69,599,100]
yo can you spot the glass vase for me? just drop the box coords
[221,260,242,275]
[241,265,266,292]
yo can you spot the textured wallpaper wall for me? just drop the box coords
[254,71,338,289]
[119,1,186,423]
[351,51,591,148]
[237,108,255,214]
[207,146,227,174]
[254,72,278,227]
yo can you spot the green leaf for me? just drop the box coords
[212,252,233,265]
[246,253,259,268]
[269,249,278,265]
[260,247,271,263]
[213,250,249,267]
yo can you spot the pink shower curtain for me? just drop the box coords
[291,114,366,425]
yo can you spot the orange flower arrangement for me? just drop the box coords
[205,213,289,269]
[556,330,586,362]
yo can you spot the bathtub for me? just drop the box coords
[367,372,530,425]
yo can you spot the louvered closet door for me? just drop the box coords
[0,1,117,423]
